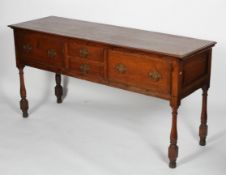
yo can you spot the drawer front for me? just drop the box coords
[68,58,104,81]
[108,50,172,95]
[67,40,104,62]
[16,31,64,68]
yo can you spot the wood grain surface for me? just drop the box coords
[9,16,216,58]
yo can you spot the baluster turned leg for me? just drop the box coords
[19,67,29,118]
[199,86,209,146]
[55,73,63,103]
[168,106,179,168]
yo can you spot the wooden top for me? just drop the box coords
[9,16,216,58]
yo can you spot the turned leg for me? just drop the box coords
[18,67,29,118]
[168,106,179,168]
[55,73,63,103]
[199,86,209,146]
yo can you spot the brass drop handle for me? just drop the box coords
[79,63,90,74]
[149,71,161,81]
[80,48,89,58]
[115,63,127,73]
[47,49,57,58]
[23,44,32,53]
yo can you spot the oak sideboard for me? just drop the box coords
[9,16,216,168]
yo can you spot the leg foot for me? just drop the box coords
[168,143,178,168]
[23,111,28,118]
[199,139,206,146]
[199,86,208,146]
[169,160,176,169]
[199,124,208,146]
[55,73,63,103]
[20,98,29,118]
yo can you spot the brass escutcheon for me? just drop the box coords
[23,44,32,53]
[47,49,57,58]
[79,63,90,74]
[115,63,127,73]
[80,48,89,58]
[149,71,161,81]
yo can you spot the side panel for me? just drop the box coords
[181,49,211,98]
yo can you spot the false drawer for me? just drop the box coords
[68,57,105,81]
[108,50,172,95]
[16,30,64,68]
[67,40,104,62]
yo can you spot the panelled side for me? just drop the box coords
[181,49,212,98]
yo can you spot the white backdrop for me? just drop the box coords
[0,0,226,175]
